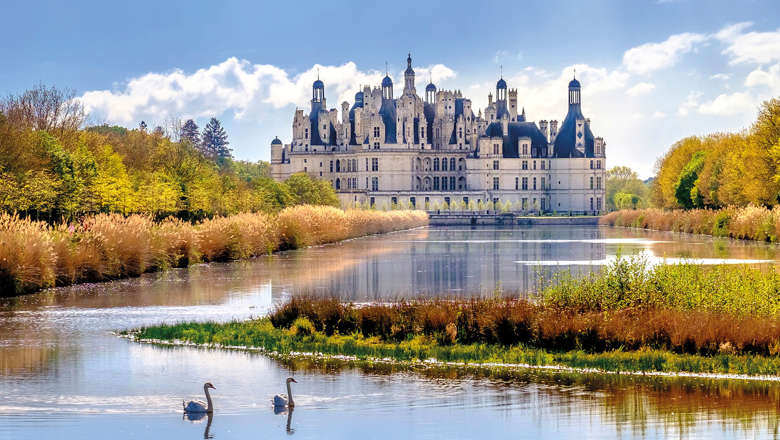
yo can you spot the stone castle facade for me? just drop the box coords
[271,54,606,214]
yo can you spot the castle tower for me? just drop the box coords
[403,53,416,95]
[496,77,507,102]
[311,73,325,112]
[425,80,436,104]
[382,63,393,100]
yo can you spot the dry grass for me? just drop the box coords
[268,296,780,356]
[0,208,428,296]
[601,205,780,242]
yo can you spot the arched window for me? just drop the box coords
[335,178,341,190]
[336,160,341,172]
[450,158,456,170]
[433,158,440,171]
[441,158,448,171]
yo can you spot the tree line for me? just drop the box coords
[651,98,780,209]
[605,97,780,212]
[0,84,339,221]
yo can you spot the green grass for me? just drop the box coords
[129,318,780,376]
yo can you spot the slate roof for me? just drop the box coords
[485,121,549,158]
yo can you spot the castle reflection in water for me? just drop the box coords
[274,226,608,300]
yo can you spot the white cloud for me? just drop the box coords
[626,82,656,96]
[78,57,455,125]
[652,111,667,118]
[745,63,780,94]
[698,92,756,116]
[710,73,731,81]
[623,32,708,74]
[715,22,780,65]
[677,91,702,116]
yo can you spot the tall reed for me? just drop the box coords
[0,208,428,297]
[601,206,780,242]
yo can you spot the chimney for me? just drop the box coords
[549,120,558,141]
[539,120,549,141]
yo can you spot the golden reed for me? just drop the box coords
[601,206,780,242]
[0,207,428,296]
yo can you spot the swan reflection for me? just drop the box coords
[184,410,214,439]
[273,406,295,434]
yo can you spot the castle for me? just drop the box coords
[271,54,606,214]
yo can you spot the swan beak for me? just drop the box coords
[291,379,297,383]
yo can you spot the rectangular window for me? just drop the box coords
[533,177,537,190]
[371,177,379,191]
[522,160,528,170]
[596,160,602,169]
[371,158,379,171]
[493,144,499,155]
[365,158,369,170]
[533,160,536,170]
[373,127,380,138]
[541,199,546,211]
[410,197,416,208]
[444,196,450,207]
[590,160,593,169]
[365,177,369,188]
[590,176,594,190]
[522,198,527,210]
[541,161,546,170]
[541,177,545,190]
[434,177,440,190]
[391,196,397,206]
[370,197,375,207]
[305,128,309,138]
[330,161,333,172]
[493,160,499,170]
[522,177,528,190]
[597,197,602,210]
[450,176,455,190]
[515,177,519,190]
[493,177,500,190]
[596,176,602,189]
[590,197,594,210]
[441,178,447,191]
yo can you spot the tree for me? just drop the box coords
[201,117,231,159]
[180,119,200,146]
[606,166,649,211]
[285,173,339,207]
[0,83,85,135]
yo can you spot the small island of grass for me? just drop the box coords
[128,258,780,378]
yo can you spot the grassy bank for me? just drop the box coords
[0,206,427,296]
[600,206,780,242]
[130,258,780,376]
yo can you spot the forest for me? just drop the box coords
[650,98,780,209]
[0,84,338,221]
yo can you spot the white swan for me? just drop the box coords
[273,377,297,408]
[183,382,216,413]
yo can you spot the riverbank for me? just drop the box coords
[600,206,780,242]
[129,258,780,377]
[0,206,427,296]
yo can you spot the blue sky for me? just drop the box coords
[3,0,780,177]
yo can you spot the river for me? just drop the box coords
[2,225,780,439]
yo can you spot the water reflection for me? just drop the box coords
[2,226,780,439]
[184,411,214,439]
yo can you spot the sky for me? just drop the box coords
[2,0,780,178]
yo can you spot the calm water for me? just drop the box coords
[2,225,780,439]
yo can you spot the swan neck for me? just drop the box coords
[287,381,294,406]
[204,385,213,412]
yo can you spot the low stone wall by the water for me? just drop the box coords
[428,213,601,226]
